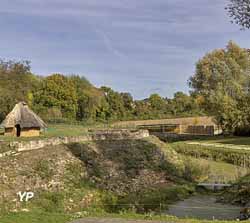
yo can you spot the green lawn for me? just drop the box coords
[44,124,90,137]
[0,211,243,223]
[0,211,71,223]
[185,136,250,146]
[170,134,250,169]
[0,124,89,142]
[0,123,121,142]
[183,156,249,183]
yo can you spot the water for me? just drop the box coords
[166,195,242,220]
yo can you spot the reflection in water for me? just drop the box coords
[166,195,242,220]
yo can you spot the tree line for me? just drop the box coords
[1,41,250,136]
[0,60,203,124]
[190,41,250,135]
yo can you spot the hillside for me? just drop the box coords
[0,136,191,215]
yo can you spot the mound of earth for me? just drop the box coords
[0,136,186,213]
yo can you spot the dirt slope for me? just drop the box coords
[0,136,185,213]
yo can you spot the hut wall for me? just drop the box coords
[20,128,40,137]
[4,128,15,136]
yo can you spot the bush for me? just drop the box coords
[100,192,118,213]
[33,192,65,212]
[115,185,195,213]
[182,157,210,182]
[33,160,54,180]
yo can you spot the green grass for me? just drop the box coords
[182,156,249,183]
[184,136,250,146]
[0,210,244,223]
[170,135,250,169]
[44,124,89,137]
[0,123,128,142]
[0,211,71,223]
[172,141,250,168]
[0,124,90,142]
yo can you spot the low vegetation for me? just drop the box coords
[183,156,249,183]
[0,210,243,223]
[172,142,250,168]
[0,123,115,142]
[0,136,200,217]
[1,133,248,222]
[1,134,250,223]
[220,173,250,206]
[181,136,250,146]
[0,211,71,223]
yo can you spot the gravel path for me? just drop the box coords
[70,218,170,223]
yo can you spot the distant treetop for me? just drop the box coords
[226,0,250,29]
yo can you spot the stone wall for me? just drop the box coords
[0,129,149,157]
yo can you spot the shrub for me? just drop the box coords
[33,192,65,212]
[182,157,210,182]
[115,185,195,213]
[33,160,54,180]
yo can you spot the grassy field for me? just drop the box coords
[0,124,88,142]
[183,135,250,146]
[170,134,250,170]
[0,123,125,142]
[0,211,71,223]
[0,211,243,223]
[183,156,249,183]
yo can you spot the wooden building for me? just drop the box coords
[1,102,47,137]
[115,116,222,136]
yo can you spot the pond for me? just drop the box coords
[166,194,242,220]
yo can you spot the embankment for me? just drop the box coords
[0,135,192,214]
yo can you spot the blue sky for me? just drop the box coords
[1,0,250,99]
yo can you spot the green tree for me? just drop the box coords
[148,94,166,111]
[0,60,39,121]
[34,74,78,120]
[226,0,250,29]
[101,86,126,120]
[134,100,152,120]
[120,92,135,119]
[170,92,200,116]
[147,94,166,118]
[189,41,250,133]
[70,75,107,121]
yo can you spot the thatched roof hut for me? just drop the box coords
[1,102,46,137]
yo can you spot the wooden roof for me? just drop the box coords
[114,116,217,127]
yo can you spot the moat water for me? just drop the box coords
[166,195,242,220]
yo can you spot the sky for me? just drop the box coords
[0,0,250,99]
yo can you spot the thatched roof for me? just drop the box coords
[1,102,47,129]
